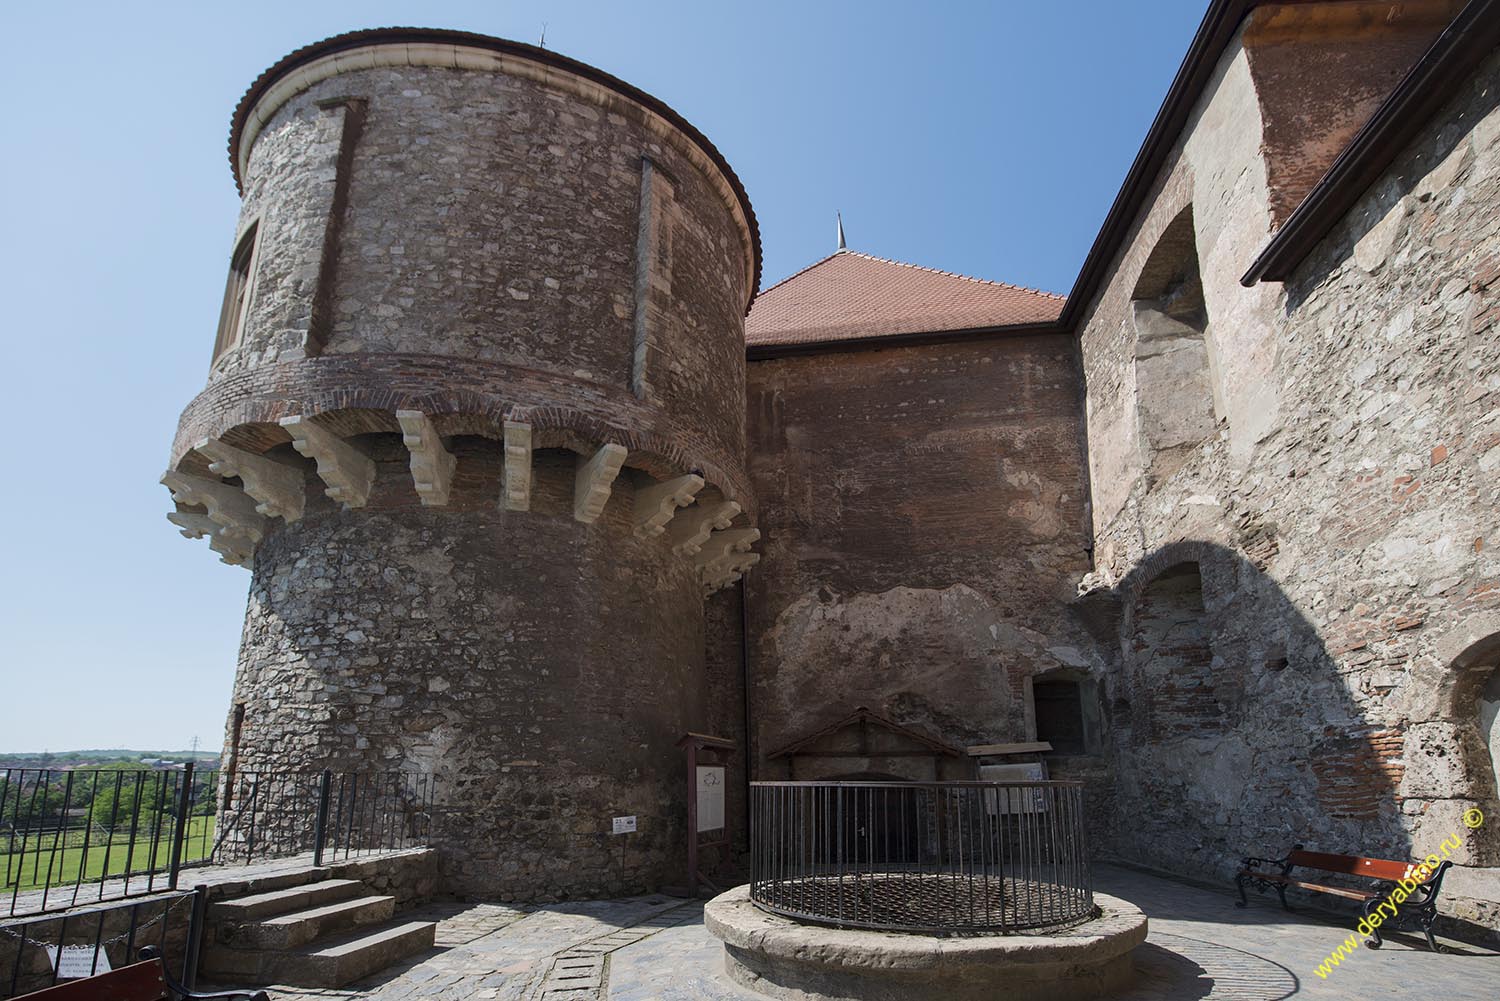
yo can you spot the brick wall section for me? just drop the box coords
[1077,43,1500,894]
[743,335,1096,784]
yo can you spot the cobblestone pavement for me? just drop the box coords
[257,865,1500,1000]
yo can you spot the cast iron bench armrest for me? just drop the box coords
[137,947,269,1001]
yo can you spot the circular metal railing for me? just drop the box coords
[749,780,1094,934]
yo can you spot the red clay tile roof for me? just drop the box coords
[745,250,1065,347]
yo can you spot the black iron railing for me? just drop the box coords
[0,889,204,999]
[2,766,435,919]
[750,780,1093,934]
[211,769,434,867]
[1,766,216,918]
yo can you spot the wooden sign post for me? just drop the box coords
[674,732,735,898]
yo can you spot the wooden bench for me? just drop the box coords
[18,947,268,1000]
[1235,844,1452,951]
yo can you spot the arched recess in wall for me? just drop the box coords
[1130,561,1220,741]
[1131,206,1222,486]
[1445,630,1500,859]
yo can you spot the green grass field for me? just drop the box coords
[0,815,216,893]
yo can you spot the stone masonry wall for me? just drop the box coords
[174,39,758,904]
[228,437,707,901]
[743,335,1097,785]
[1078,36,1500,931]
[218,61,749,464]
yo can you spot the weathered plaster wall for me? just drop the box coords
[744,336,1095,781]
[1078,36,1500,931]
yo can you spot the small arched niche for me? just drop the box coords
[1130,561,1219,742]
[1131,206,1221,485]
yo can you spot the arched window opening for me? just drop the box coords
[213,221,260,363]
[1131,206,1220,485]
[1131,562,1218,741]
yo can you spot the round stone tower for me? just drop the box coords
[163,28,760,900]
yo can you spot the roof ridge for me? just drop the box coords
[843,250,1066,299]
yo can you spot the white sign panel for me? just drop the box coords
[980,763,1047,815]
[612,815,637,835]
[696,766,726,832]
[47,945,111,979]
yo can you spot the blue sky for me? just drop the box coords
[0,0,1207,753]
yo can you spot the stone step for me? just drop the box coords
[219,893,396,950]
[210,878,364,922]
[274,919,438,988]
[203,918,436,988]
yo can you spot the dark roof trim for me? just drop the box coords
[746,320,1066,361]
[1241,0,1500,286]
[229,27,762,301]
[1054,0,1251,328]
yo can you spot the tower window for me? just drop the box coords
[213,222,259,363]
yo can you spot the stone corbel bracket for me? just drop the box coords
[666,500,741,556]
[161,471,268,545]
[395,410,457,507]
[502,420,532,511]
[695,527,760,594]
[194,437,305,522]
[279,415,376,508]
[633,474,705,538]
[166,510,254,567]
[575,443,628,523]
[703,551,760,594]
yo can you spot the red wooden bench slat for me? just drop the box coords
[16,960,166,1001]
[1286,850,1428,884]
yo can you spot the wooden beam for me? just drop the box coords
[966,741,1054,757]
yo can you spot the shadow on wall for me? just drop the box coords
[1076,540,1500,884]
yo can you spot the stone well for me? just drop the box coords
[705,885,1147,1001]
[706,779,1147,1000]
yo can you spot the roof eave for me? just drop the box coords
[746,319,1066,361]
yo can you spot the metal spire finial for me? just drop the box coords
[836,212,847,251]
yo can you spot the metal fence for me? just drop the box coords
[1,766,216,918]
[212,769,435,867]
[2,766,435,919]
[750,780,1093,934]
[1,889,204,999]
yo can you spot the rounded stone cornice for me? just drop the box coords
[170,354,755,514]
[229,27,761,307]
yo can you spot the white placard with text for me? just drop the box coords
[696,766,726,832]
